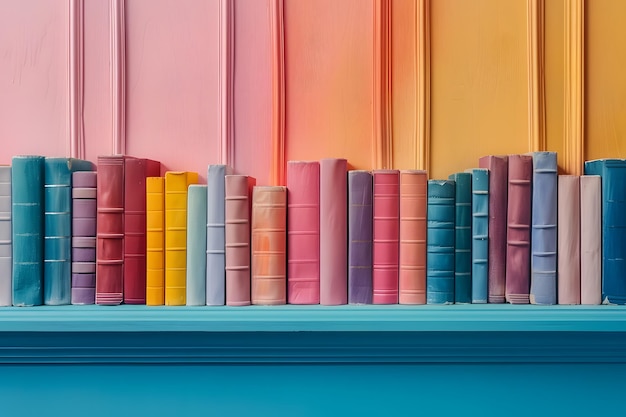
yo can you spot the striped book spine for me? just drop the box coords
[71,171,97,305]
[146,177,165,306]
[449,172,472,304]
[348,171,373,304]
[186,185,208,306]
[426,180,455,304]
[471,169,489,303]
[0,166,11,306]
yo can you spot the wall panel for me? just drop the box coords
[544,0,565,170]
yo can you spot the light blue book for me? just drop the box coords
[186,185,208,306]
[449,172,472,304]
[0,166,11,306]
[426,180,455,304]
[470,168,489,303]
[206,164,231,305]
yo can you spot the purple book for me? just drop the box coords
[71,171,97,305]
[348,170,373,304]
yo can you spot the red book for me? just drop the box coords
[123,158,161,304]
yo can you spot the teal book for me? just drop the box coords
[470,168,489,303]
[449,172,472,303]
[44,158,94,305]
[12,156,45,306]
[426,180,455,304]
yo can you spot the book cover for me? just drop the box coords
[426,180,455,304]
[580,175,601,305]
[146,177,165,306]
[558,175,581,305]
[225,175,256,306]
[186,184,208,306]
[206,164,231,306]
[505,155,532,304]
[0,166,11,306]
[348,170,373,305]
[372,169,400,304]
[12,156,45,306]
[287,161,320,304]
[251,186,287,305]
[71,238,96,305]
[71,171,97,305]
[471,168,489,303]
[320,158,348,305]
[448,172,472,304]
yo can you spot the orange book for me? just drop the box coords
[146,177,165,305]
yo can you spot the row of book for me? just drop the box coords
[0,153,623,307]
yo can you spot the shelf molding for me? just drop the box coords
[564,0,584,175]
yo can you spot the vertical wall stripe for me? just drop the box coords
[69,0,85,159]
[527,0,546,153]
[416,0,430,172]
[373,0,392,170]
[270,0,285,185]
[564,0,584,175]
[219,0,234,167]
[111,0,126,155]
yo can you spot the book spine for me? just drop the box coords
[320,159,348,305]
[471,169,489,303]
[399,170,427,304]
[146,177,165,306]
[372,170,400,304]
[580,175,601,305]
[12,156,45,306]
[225,175,255,306]
[558,175,581,304]
[348,171,373,304]
[449,172,472,304]
[251,186,287,305]
[71,171,97,305]
[287,161,320,304]
[186,185,208,306]
[478,155,508,303]
[206,165,230,306]
[505,155,532,304]
[530,152,558,305]
[426,180,455,304]
[0,166,11,306]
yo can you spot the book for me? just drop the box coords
[206,165,231,306]
[251,186,287,305]
[530,152,558,305]
[225,175,255,306]
[584,159,626,304]
[320,158,348,305]
[146,177,165,306]
[372,169,400,304]
[558,175,581,305]
[0,166,11,306]
[478,155,508,303]
[71,171,97,305]
[165,171,198,306]
[471,168,489,303]
[12,156,45,306]
[348,170,373,304]
[505,155,532,304]
[426,180,455,304]
[580,175,601,305]
[124,158,160,304]
[399,170,427,304]
[186,184,208,306]
[448,172,472,304]
[287,161,320,304]
[43,158,93,305]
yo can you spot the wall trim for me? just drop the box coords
[564,0,584,175]
[69,0,85,159]
[373,0,392,170]
[110,0,126,155]
[527,0,546,153]
[416,0,430,172]
[219,0,234,167]
[270,0,285,185]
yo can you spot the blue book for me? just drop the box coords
[186,185,208,306]
[426,180,455,304]
[348,170,373,304]
[529,152,558,305]
[584,159,626,304]
[43,158,93,305]
[449,172,472,303]
[470,168,489,303]
[206,164,232,305]
[12,156,45,306]
[0,166,11,306]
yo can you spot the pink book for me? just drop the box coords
[580,175,601,305]
[225,175,256,306]
[286,161,320,304]
[399,170,427,304]
[320,158,348,305]
[373,170,400,304]
[558,175,581,304]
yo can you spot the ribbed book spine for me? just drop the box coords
[251,186,287,305]
[558,175,581,304]
[448,172,472,304]
[165,171,198,306]
[71,171,97,305]
[287,161,320,304]
[505,155,532,304]
[146,177,165,306]
[478,155,508,303]
[399,170,427,304]
[225,175,255,306]
[372,170,400,304]
[320,158,348,305]
[12,156,45,306]
[206,164,231,306]
[186,185,208,306]
[530,152,558,305]
[471,169,489,303]
[426,180,455,304]
[580,175,601,305]
[348,171,373,304]
[0,166,11,306]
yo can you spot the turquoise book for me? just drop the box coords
[12,156,45,306]
[43,158,94,305]
[449,172,472,303]
[584,159,626,304]
[426,180,455,304]
[470,168,489,303]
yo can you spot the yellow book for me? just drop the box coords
[146,177,165,305]
[164,171,198,305]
